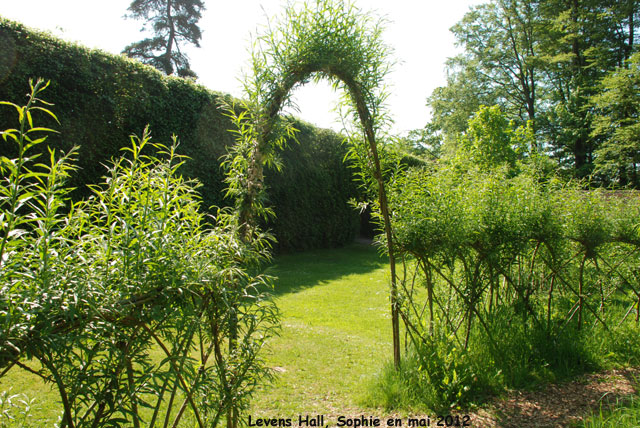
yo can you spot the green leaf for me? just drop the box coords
[25,127,59,135]
[30,106,59,124]
[26,110,33,129]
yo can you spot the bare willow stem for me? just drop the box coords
[142,324,204,428]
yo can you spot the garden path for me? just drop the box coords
[468,367,638,427]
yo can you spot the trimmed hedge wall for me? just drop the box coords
[0,17,359,250]
[266,125,360,250]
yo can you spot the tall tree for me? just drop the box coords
[450,0,540,125]
[536,0,639,177]
[427,59,501,150]
[427,0,541,155]
[428,0,639,181]
[537,0,602,176]
[123,0,205,77]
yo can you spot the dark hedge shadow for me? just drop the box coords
[265,241,387,296]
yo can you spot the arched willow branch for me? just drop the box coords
[221,0,401,382]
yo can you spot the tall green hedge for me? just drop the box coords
[0,17,359,250]
[265,124,360,250]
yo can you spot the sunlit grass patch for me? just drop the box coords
[250,242,394,416]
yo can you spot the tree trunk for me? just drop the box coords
[569,0,591,177]
[164,0,175,75]
[627,0,635,61]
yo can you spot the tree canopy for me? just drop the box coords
[592,52,640,186]
[122,0,205,77]
[425,0,639,185]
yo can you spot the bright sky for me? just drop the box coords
[1,0,484,135]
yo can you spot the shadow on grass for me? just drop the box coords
[265,241,388,296]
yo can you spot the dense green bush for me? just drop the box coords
[0,17,359,250]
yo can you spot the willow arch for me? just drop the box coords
[223,0,401,372]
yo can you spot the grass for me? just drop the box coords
[363,298,640,414]
[0,365,59,426]
[580,395,640,428]
[250,242,393,416]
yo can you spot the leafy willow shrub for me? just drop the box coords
[404,331,482,412]
[0,80,277,427]
[375,153,640,411]
[365,337,481,413]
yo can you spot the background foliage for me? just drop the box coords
[421,0,639,185]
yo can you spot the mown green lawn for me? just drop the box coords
[250,242,393,417]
